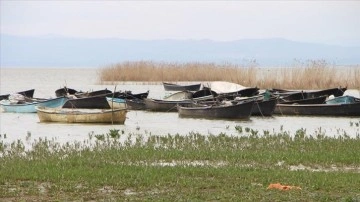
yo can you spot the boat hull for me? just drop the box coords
[251,98,278,116]
[0,89,35,101]
[55,87,78,97]
[106,97,127,109]
[274,102,360,116]
[36,107,127,124]
[63,95,110,109]
[0,97,68,113]
[178,100,255,119]
[144,98,192,112]
[163,82,201,91]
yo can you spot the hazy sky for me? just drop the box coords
[1,1,359,46]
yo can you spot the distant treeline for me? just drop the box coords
[98,60,359,89]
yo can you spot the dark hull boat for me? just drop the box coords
[62,94,110,109]
[177,99,255,120]
[278,95,327,105]
[306,87,347,98]
[114,90,149,110]
[271,87,347,99]
[75,89,112,98]
[126,99,146,110]
[216,87,260,100]
[116,90,149,100]
[273,102,360,116]
[55,87,79,97]
[0,89,35,100]
[251,97,278,116]
[163,82,201,91]
[144,98,192,112]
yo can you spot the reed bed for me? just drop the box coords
[98,60,360,89]
[1,126,360,201]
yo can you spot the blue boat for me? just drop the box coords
[0,97,68,113]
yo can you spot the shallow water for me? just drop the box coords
[1,68,360,144]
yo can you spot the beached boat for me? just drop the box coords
[36,106,127,124]
[273,100,360,116]
[177,99,255,120]
[0,89,35,101]
[106,97,127,109]
[0,96,68,113]
[163,82,201,91]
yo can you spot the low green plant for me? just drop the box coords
[1,128,360,201]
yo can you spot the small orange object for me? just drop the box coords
[267,183,301,190]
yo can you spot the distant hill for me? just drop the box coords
[1,34,359,67]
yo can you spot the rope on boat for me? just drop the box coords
[255,101,265,117]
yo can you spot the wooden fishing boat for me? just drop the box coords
[192,89,218,102]
[106,97,127,109]
[126,99,146,110]
[177,99,255,120]
[203,81,259,98]
[144,98,193,112]
[306,87,347,98]
[0,89,35,101]
[36,107,127,124]
[116,90,149,100]
[0,96,68,113]
[216,87,260,100]
[271,87,347,99]
[163,91,193,101]
[226,94,277,116]
[278,95,327,105]
[62,94,110,109]
[113,90,149,110]
[75,89,112,98]
[163,82,201,91]
[55,87,79,97]
[273,100,360,116]
[251,97,278,116]
[144,91,193,111]
[325,95,360,104]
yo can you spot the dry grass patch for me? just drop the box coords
[98,60,359,89]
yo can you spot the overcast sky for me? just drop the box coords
[1,1,359,46]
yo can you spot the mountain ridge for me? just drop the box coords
[1,34,359,67]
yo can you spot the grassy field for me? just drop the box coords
[1,126,360,201]
[98,60,360,89]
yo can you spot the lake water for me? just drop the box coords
[1,68,360,145]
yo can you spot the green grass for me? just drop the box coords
[1,128,360,201]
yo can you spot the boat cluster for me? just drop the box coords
[0,81,359,124]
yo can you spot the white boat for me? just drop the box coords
[36,106,127,124]
[106,97,127,109]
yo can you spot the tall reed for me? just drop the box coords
[98,60,359,89]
